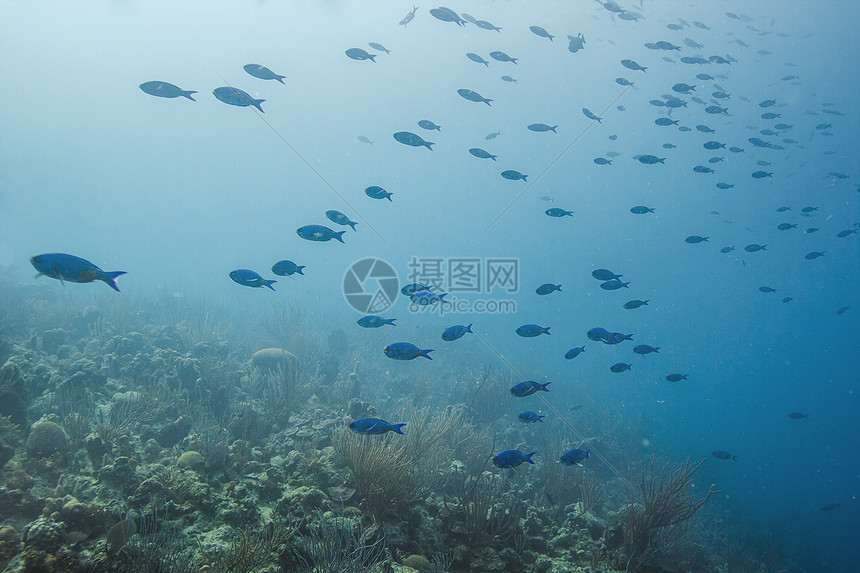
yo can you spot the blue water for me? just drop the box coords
[1,1,858,570]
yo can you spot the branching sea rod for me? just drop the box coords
[623,457,718,571]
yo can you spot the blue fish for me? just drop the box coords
[502,170,528,181]
[712,450,737,461]
[592,269,622,281]
[518,411,545,424]
[418,120,441,131]
[605,332,633,345]
[365,186,393,201]
[325,210,358,230]
[516,324,550,337]
[565,346,585,359]
[212,87,265,112]
[493,449,536,469]
[582,108,602,122]
[393,131,434,150]
[357,315,396,328]
[243,64,286,83]
[560,448,591,466]
[469,148,497,161]
[31,253,126,292]
[600,279,630,290]
[510,380,551,397]
[528,123,558,133]
[546,208,573,217]
[536,283,561,295]
[587,327,611,342]
[229,269,276,290]
[346,48,376,62]
[466,53,490,66]
[296,225,345,243]
[410,290,448,305]
[568,33,586,53]
[457,89,493,106]
[139,81,196,100]
[442,324,473,341]
[401,283,432,296]
[272,260,305,276]
[384,342,433,360]
[633,344,660,355]
[349,418,405,435]
[610,362,632,373]
[430,7,465,25]
[587,328,632,345]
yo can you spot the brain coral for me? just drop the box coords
[26,420,69,458]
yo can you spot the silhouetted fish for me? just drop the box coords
[139,81,196,100]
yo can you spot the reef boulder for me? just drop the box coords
[26,420,68,458]
[250,348,298,373]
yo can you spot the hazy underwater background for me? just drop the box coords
[0,1,858,571]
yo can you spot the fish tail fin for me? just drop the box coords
[543,326,549,334]
[264,279,277,291]
[585,449,591,458]
[182,91,197,101]
[334,231,346,243]
[253,99,266,113]
[420,349,434,360]
[369,55,377,62]
[392,423,406,434]
[386,318,397,326]
[731,455,737,461]
[541,382,551,392]
[653,347,660,353]
[484,99,493,106]
[348,221,358,231]
[551,126,558,133]
[424,141,435,151]
[276,76,286,84]
[101,271,127,292]
[525,452,537,464]
[466,323,473,333]
[296,266,306,275]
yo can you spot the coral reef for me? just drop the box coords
[0,278,797,573]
